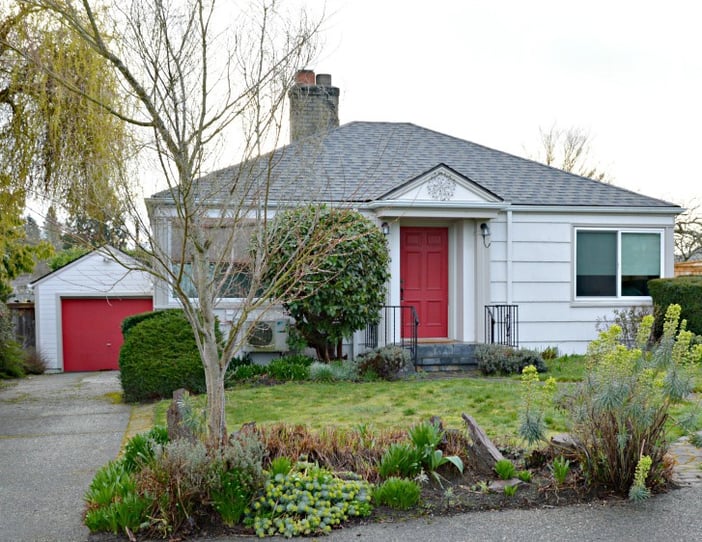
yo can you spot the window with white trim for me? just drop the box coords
[170,221,255,299]
[575,229,662,298]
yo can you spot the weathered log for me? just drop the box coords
[166,388,197,443]
[462,413,504,474]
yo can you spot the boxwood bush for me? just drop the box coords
[119,310,206,402]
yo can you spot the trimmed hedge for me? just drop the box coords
[119,310,206,402]
[648,276,702,339]
[121,310,168,337]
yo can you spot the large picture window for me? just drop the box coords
[575,229,662,298]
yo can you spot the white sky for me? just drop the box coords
[306,0,701,207]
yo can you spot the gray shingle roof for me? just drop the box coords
[152,122,678,208]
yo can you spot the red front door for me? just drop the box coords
[400,227,448,338]
[61,297,153,371]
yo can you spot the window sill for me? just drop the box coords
[570,297,653,309]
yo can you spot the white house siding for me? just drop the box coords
[489,210,676,354]
[32,250,153,371]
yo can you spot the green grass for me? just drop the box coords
[154,373,572,440]
[151,355,702,443]
[544,354,588,382]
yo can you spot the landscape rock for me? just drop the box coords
[462,413,505,475]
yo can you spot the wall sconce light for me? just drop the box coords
[381,222,390,236]
[480,222,491,248]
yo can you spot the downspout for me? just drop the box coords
[506,210,513,305]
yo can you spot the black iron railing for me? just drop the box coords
[364,305,419,365]
[485,304,519,347]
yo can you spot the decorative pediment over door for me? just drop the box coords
[381,164,503,205]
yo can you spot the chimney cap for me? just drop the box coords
[316,73,332,86]
[295,69,315,86]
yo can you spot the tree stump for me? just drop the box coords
[166,388,197,443]
[462,413,504,475]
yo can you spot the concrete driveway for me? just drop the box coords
[0,372,130,542]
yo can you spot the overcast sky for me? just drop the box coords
[307,0,701,207]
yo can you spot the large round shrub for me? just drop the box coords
[262,206,390,361]
[119,310,206,402]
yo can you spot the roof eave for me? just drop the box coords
[507,204,683,215]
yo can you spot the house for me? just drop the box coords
[30,247,153,372]
[147,70,681,362]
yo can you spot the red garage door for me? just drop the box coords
[61,298,153,372]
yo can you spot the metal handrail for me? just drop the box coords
[485,304,519,347]
[364,305,419,365]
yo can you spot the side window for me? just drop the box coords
[575,229,662,298]
[169,221,255,299]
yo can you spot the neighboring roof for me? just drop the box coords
[151,121,680,209]
[675,261,702,276]
[29,246,140,287]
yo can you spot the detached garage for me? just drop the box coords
[31,248,153,372]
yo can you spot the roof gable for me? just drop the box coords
[30,246,142,287]
[381,164,503,204]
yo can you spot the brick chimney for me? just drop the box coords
[288,70,340,143]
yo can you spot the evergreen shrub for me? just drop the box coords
[648,276,702,338]
[119,310,205,402]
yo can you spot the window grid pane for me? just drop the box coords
[621,232,660,296]
[576,231,617,296]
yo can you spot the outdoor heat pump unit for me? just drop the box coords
[245,320,289,351]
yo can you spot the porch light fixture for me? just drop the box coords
[480,222,491,248]
[381,222,390,236]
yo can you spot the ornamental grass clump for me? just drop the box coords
[494,459,517,481]
[563,304,701,496]
[550,456,570,485]
[373,477,421,510]
[257,423,406,482]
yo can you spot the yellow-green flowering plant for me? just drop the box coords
[563,304,700,496]
[518,364,557,446]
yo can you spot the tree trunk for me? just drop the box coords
[201,318,227,447]
[203,347,227,447]
[336,339,343,360]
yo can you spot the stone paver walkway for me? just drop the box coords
[670,432,702,486]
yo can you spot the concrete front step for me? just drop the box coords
[414,342,479,371]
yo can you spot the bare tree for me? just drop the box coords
[17,0,354,446]
[674,200,702,261]
[530,124,610,182]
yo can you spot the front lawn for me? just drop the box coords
[151,353,700,443]
[153,358,587,440]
